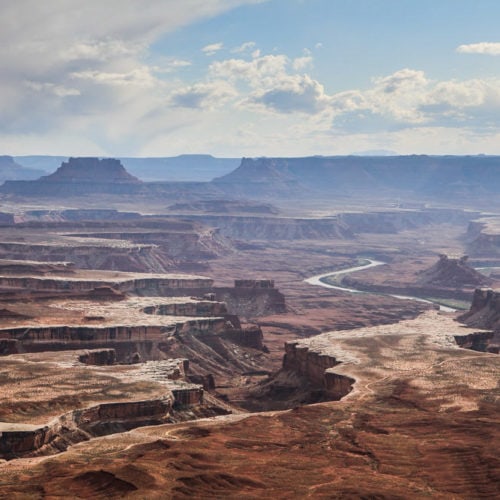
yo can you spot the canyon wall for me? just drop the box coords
[459,287,500,329]
[0,274,213,294]
[283,341,354,400]
[0,397,173,459]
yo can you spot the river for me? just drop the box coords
[305,259,457,312]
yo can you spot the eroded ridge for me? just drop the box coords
[0,263,278,460]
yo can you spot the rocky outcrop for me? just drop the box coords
[416,254,490,287]
[0,397,173,459]
[140,280,286,319]
[220,325,264,350]
[454,331,499,354]
[172,387,204,407]
[283,341,354,400]
[459,287,500,330]
[214,282,286,319]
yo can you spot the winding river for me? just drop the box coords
[305,259,457,312]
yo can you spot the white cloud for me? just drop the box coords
[0,0,263,154]
[202,42,224,56]
[209,54,289,85]
[248,74,330,114]
[292,56,313,71]
[208,53,330,114]
[457,42,500,55]
[70,67,157,87]
[329,69,500,133]
[231,41,256,53]
[169,81,237,109]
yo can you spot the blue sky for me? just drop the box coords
[2,0,500,156]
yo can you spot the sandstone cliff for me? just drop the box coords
[459,287,500,330]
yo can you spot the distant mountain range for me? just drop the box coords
[212,155,500,200]
[13,154,240,182]
[0,156,45,183]
[3,154,500,204]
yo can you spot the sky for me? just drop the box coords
[2,0,500,157]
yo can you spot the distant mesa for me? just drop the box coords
[40,157,141,184]
[417,254,490,288]
[0,157,143,196]
[212,155,500,201]
[0,155,45,183]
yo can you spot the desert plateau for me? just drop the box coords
[1,1,500,498]
[0,154,497,499]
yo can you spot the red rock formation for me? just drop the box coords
[459,287,500,329]
[172,387,204,407]
[417,254,490,287]
[283,341,354,400]
[0,397,173,459]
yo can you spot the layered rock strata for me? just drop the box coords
[283,341,354,400]
[0,351,208,459]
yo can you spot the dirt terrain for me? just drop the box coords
[0,158,499,498]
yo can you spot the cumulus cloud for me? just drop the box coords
[292,56,313,71]
[202,42,224,55]
[208,53,329,114]
[248,75,330,114]
[329,68,500,133]
[210,54,289,84]
[169,81,237,109]
[457,42,500,55]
